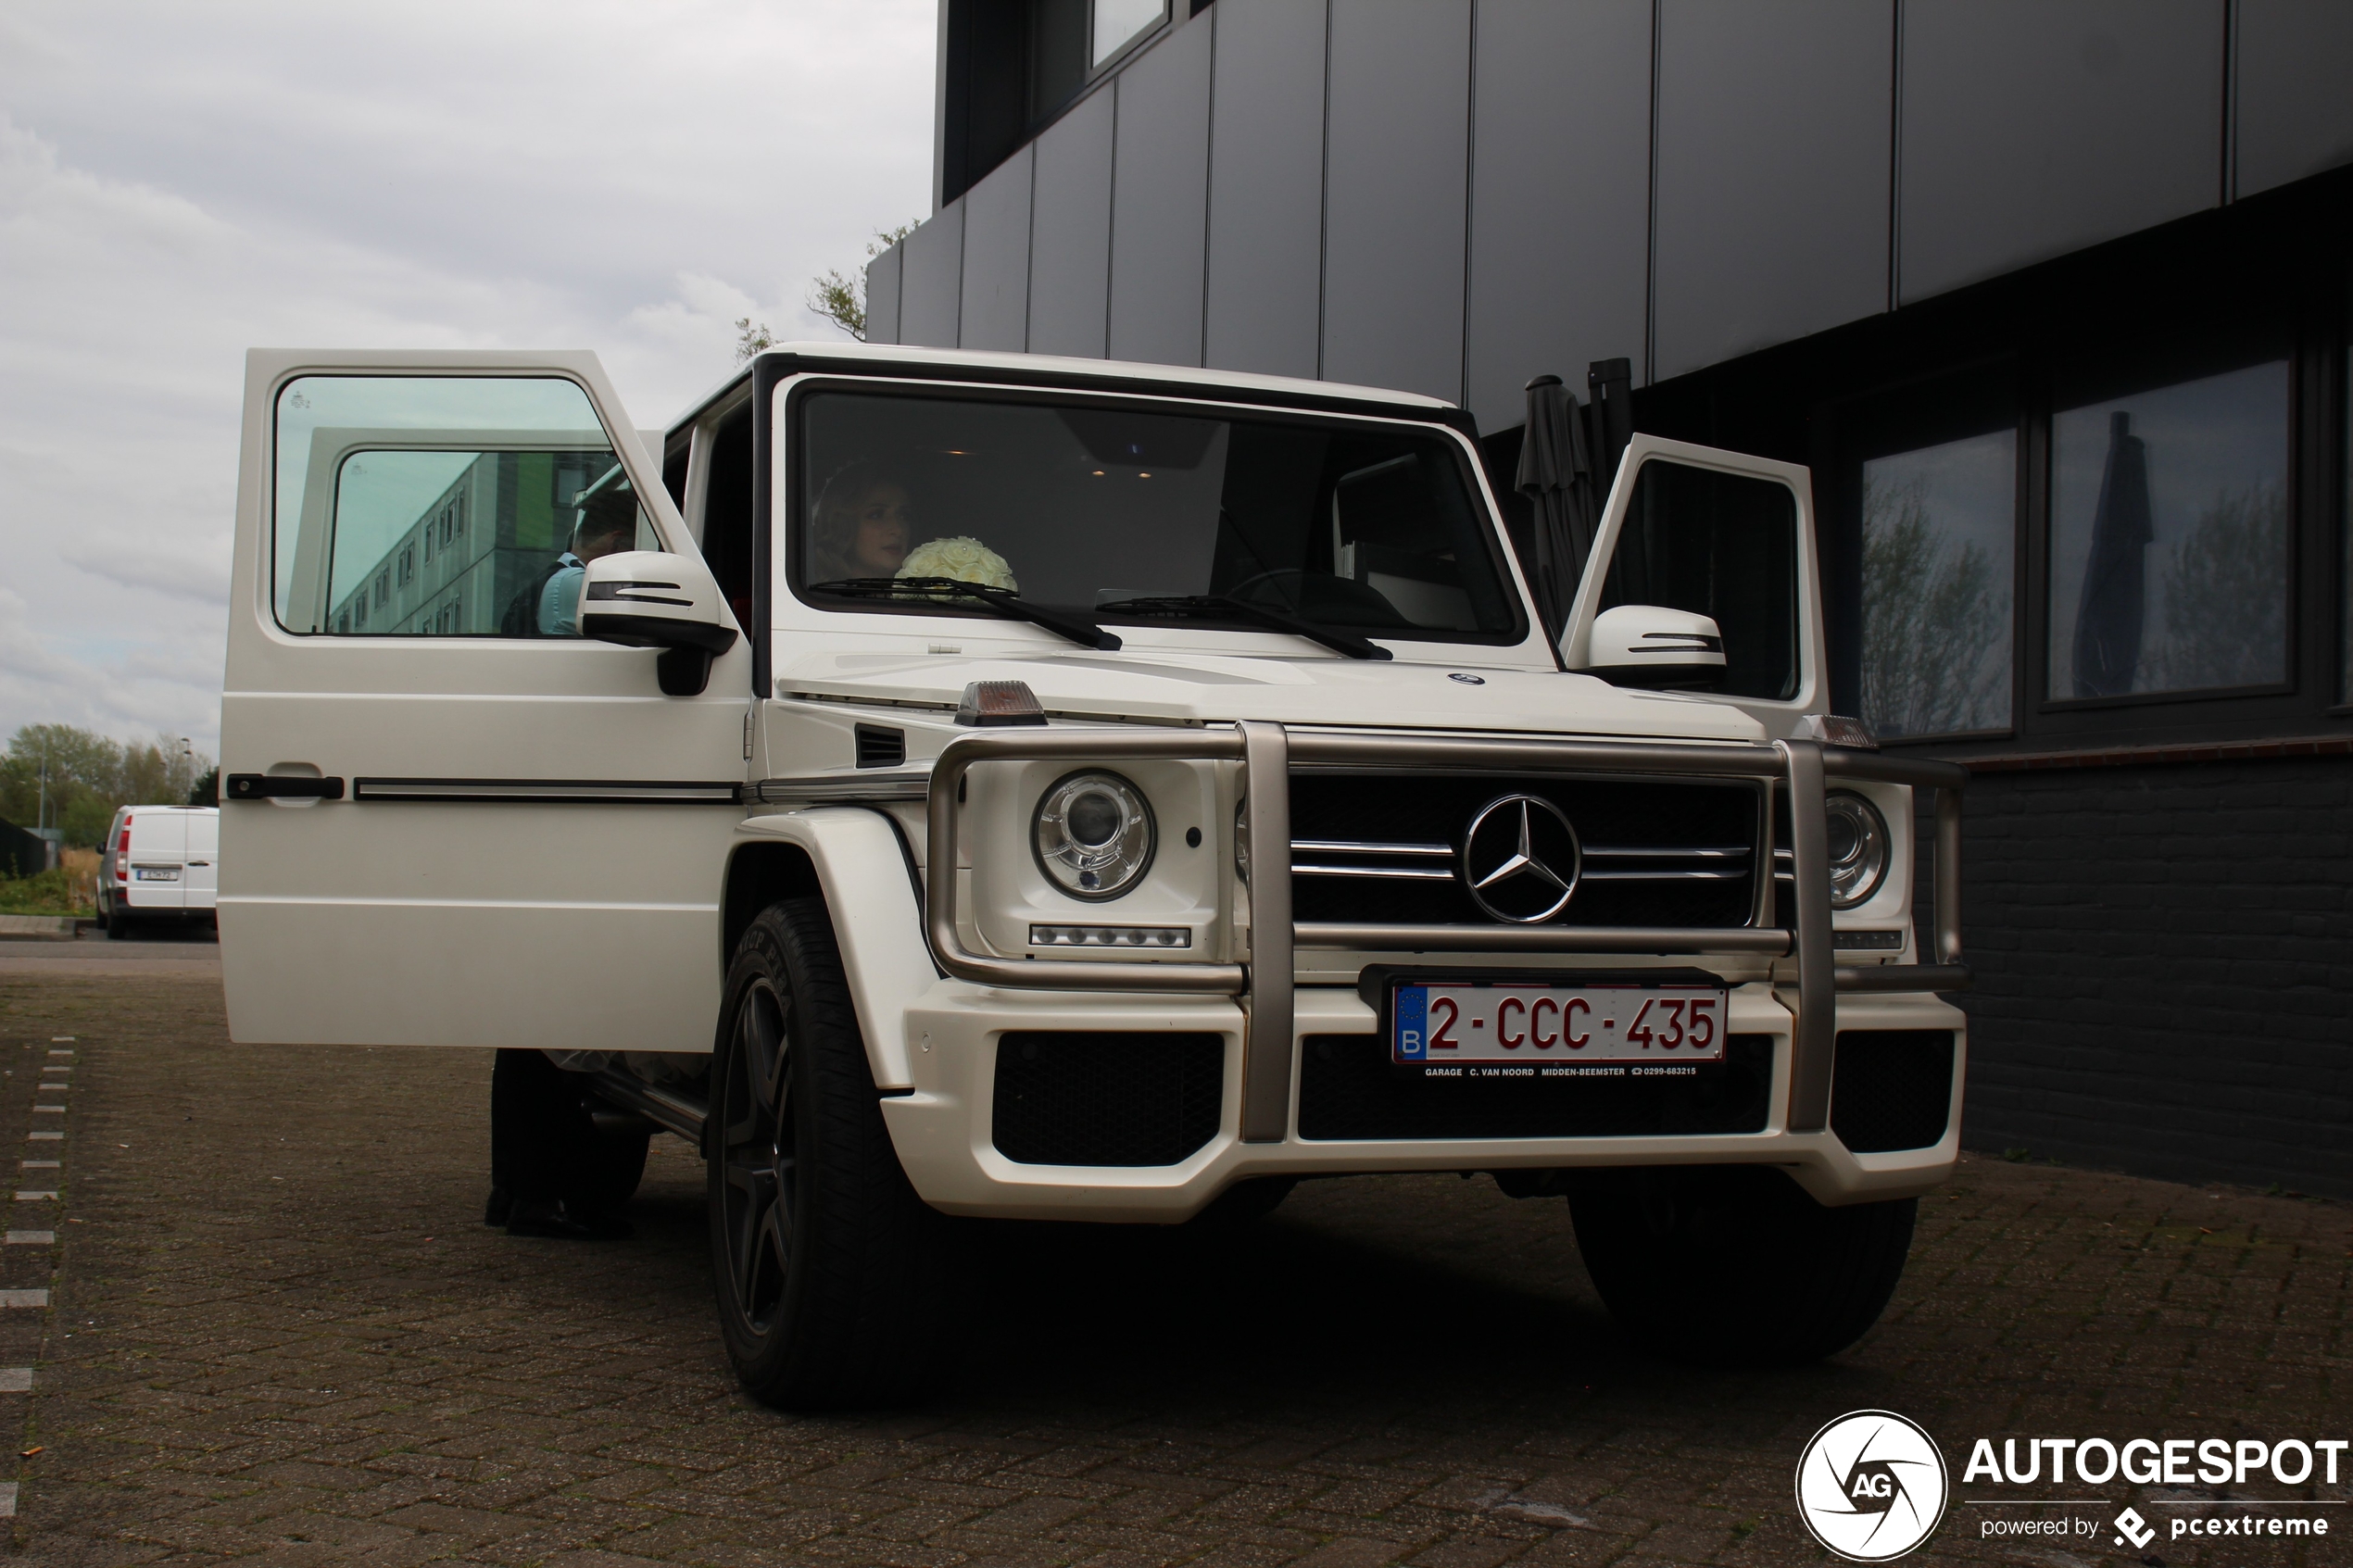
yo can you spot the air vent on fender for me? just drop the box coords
[854,724,906,770]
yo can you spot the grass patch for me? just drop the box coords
[0,868,93,918]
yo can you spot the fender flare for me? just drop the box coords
[728,809,934,1091]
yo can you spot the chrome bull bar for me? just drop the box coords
[924,724,1967,1141]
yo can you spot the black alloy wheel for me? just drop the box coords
[707,897,961,1409]
[716,973,797,1336]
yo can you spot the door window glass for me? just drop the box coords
[700,402,757,636]
[1601,461,1800,700]
[1860,429,2015,737]
[2047,361,2290,699]
[273,375,659,637]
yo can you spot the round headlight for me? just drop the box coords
[1033,771,1156,900]
[1824,790,1890,909]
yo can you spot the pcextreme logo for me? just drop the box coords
[1795,1411,1951,1562]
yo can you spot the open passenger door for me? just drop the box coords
[220,350,750,1051]
[1560,434,1827,740]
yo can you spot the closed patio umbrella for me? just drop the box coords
[2071,410,2153,698]
[1585,357,1635,503]
[1516,374,1586,641]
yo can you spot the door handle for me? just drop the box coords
[225,773,345,800]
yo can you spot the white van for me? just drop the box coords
[96,806,220,938]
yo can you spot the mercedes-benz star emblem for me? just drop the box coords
[1461,794,1580,923]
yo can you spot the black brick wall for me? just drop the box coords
[1921,757,2353,1198]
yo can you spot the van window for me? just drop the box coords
[273,376,661,637]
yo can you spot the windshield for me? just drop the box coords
[792,389,1523,643]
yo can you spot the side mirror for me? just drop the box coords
[579,550,739,696]
[1582,603,1726,690]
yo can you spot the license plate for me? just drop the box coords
[132,867,180,882]
[1391,979,1728,1066]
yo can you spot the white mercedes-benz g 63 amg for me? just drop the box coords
[220,343,1966,1408]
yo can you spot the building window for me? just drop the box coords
[1030,0,1168,127]
[2047,360,2291,702]
[1861,427,2017,738]
[1091,0,1164,67]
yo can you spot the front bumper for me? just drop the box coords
[883,980,1966,1220]
[885,721,1969,1221]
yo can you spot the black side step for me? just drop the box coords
[590,1069,708,1147]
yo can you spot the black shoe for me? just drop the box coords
[484,1186,513,1226]
[504,1198,632,1240]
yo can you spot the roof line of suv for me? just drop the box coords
[665,341,1478,444]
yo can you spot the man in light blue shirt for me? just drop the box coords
[535,511,635,635]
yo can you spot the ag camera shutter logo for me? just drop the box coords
[1795,1411,1949,1561]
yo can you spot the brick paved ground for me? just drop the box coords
[0,956,2345,1567]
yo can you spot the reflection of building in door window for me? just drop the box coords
[1860,430,2014,738]
[327,449,615,636]
[2048,362,2289,700]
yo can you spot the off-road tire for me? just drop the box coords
[1569,1167,1915,1366]
[488,1049,650,1218]
[709,897,958,1410]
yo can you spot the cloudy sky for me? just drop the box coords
[0,1,934,759]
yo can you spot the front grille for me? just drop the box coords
[1830,1030,1955,1152]
[1290,771,1762,929]
[1297,1033,1774,1140]
[991,1032,1224,1166]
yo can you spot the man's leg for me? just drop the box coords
[488,1048,629,1239]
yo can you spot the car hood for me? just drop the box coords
[774,648,1769,744]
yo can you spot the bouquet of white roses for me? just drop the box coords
[897,536,1019,592]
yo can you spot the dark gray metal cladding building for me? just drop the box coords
[868,0,2353,1197]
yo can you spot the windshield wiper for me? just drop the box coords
[1097,594,1393,660]
[809,577,1121,651]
